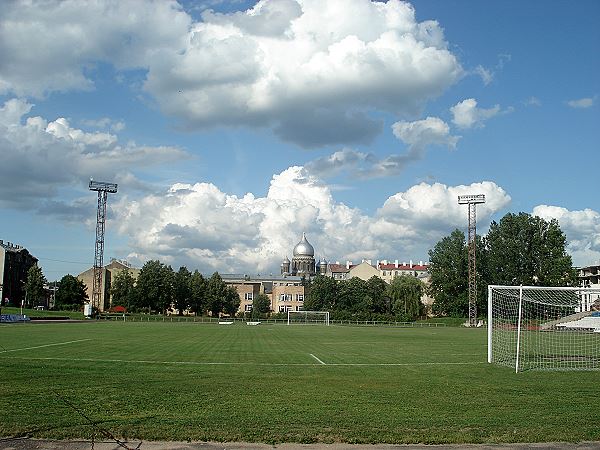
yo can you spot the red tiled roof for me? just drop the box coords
[328,264,351,272]
[378,264,429,271]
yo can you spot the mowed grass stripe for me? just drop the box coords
[1,322,598,444]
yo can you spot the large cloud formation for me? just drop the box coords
[0,98,187,212]
[0,0,462,148]
[305,116,459,179]
[114,167,511,273]
[533,205,600,267]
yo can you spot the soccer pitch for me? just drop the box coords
[0,322,598,444]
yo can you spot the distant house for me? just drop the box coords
[77,259,140,312]
[222,274,306,315]
[0,240,38,307]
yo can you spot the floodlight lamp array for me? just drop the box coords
[458,194,485,204]
[89,180,118,193]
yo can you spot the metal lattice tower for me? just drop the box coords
[89,180,118,312]
[458,194,485,327]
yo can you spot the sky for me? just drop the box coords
[0,0,599,281]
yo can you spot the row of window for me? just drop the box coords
[244,304,304,312]
[279,294,303,301]
[243,293,304,301]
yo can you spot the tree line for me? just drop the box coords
[304,274,425,321]
[112,261,240,316]
[428,212,577,317]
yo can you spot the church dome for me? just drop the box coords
[293,232,314,257]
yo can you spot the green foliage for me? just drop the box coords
[54,274,88,309]
[110,269,136,310]
[135,260,175,313]
[486,212,576,286]
[189,270,207,315]
[252,293,271,319]
[428,229,470,317]
[222,285,241,317]
[206,272,228,316]
[25,265,46,307]
[428,213,576,317]
[304,275,337,310]
[386,275,424,321]
[307,274,424,320]
[174,266,192,315]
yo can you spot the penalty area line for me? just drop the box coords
[7,356,486,367]
[0,338,92,354]
[310,353,326,365]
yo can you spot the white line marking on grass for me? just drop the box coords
[0,339,92,354]
[310,353,326,365]
[7,356,485,367]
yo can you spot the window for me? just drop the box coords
[382,270,386,276]
[279,305,292,312]
[279,293,292,301]
[297,294,304,302]
[244,304,253,312]
[244,292,253,301]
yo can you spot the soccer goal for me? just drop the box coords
[488,285,600,372]
[287,310,330,326]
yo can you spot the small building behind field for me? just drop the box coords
[579,264,600,311]
[223,274,305,315]
[0,240,38,307]
[77,259,140,312]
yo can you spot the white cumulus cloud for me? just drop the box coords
[305,116,459,179]
[450,98,506,129]
[533,205,600,266]
[0,98,188,212]
[0,0,191,97]
[114,169,512,274]
[145,0,463,147]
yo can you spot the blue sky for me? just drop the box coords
[0,0,598,281]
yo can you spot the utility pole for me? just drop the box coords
[458,194,485,327]
[89,180,118,314]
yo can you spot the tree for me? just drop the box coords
[111,269,136,310]
[135,260,175,313]
[304,275,337,310]
[428,229,470,317]
[486,213,576,286]
[366,276,389,314]
[189,270,207,315]
[386,275,424,321]
[206,272,227,316]
[25,265,46,308]
[54,274,87,309]
[174,266,192,315]
[252,293,271,319]
[222,285,241,317]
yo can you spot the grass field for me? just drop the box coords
[0,321,598,444]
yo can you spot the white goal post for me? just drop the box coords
[488,285,600,372]
[287,310,330,326]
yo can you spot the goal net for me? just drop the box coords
[287,310,330,325]
[488,285,600,372]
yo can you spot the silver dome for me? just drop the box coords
[293,232,315,257]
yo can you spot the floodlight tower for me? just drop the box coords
[458,194,485,327]
[89,180,118,312]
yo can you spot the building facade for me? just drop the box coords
[0,240,38,307]
[77,259,140,312]
[579,264,600,311]
[222,274,305,315]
